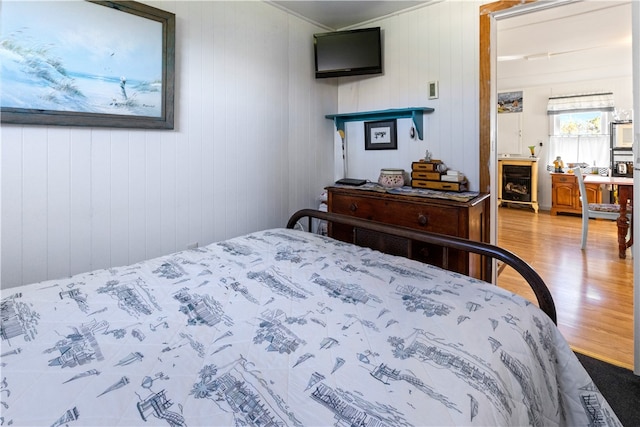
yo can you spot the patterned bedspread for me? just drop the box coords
[0,228,621,426]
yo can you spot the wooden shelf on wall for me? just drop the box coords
[325,107,435,140]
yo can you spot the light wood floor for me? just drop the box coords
[497,205,634,369]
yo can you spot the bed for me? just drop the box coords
[0,209,621,426]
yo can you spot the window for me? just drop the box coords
[548,112,610,169]
[547,93,614,168]
[552,111,607,136]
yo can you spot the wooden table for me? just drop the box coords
[584,175,633,258]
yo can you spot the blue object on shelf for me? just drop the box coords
[325,107,435,140]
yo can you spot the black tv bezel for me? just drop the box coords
[313,27,382,79]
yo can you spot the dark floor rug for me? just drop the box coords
[575,352,640,426]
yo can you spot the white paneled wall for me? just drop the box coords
[339,0,482,189]
[1,0,511,288]
[1,1,336,288]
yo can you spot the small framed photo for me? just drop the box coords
[498,91,523,113]
[428,81,439,99]
[365,120,397,150]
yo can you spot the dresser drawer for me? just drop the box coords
[330,193,383,220]
[327,187,489,280]
[391,203,459,235]
[553,174,575,184]
[330,193,459,235]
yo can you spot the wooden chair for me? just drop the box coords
[574,167,632,250]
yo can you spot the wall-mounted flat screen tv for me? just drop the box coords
[314,27,382,79]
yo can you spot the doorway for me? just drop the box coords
[479,0,638,373]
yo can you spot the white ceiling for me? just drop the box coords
[498,1,631,61]
[497,1,632,88]
[270,1,431,30]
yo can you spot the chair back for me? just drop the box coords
[573,167,589,218]
[574,167,623,220]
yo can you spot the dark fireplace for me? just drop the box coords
[502,165,532,202]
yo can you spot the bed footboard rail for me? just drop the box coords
[287,208,556,324]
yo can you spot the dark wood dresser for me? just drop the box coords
[327,186,490,280]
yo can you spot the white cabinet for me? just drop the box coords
[497,112,522,155]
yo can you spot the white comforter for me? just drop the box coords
[0,229,621,426]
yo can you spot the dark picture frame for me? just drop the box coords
[0,1,175,129]
[364,119,397,150]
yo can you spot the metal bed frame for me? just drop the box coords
[287,209,556,324]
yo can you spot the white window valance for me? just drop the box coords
[546,92,615,115]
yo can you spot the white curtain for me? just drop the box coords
[547,92,614,168]
[549,135,610,168]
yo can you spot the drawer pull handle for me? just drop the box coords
[418,214,428,226]
[349,203,358,212]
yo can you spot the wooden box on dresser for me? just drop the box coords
[550,172,602,215]
[327,186,490,281]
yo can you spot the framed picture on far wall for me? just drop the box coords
[498,91,523,113]
[0,0,175,129]
[365,119,397,150]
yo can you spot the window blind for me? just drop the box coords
[546,92,615,115]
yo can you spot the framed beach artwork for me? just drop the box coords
[0,1,175,129]
[497,91,523,114]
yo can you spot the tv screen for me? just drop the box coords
[314,27,382,79]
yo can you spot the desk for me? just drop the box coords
[584,175,633,258]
